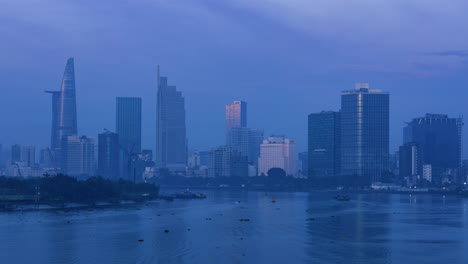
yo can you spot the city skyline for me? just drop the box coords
[4,58,466,157]
[1,62,466,160]
[3,2,468,156]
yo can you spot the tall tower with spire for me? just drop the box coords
[155,66,187,173]
[46,58,78,162]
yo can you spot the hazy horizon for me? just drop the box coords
[2,0,468,156]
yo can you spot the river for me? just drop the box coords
[1,190,467,263]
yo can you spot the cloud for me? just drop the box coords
[428,50,468,58]
[224,0,468,76]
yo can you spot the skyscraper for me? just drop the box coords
[98,130,120,180]
[46,58,78,171]
[340,83,389,183]
[116,97,142,180]
[156,67,187,172]
[46,58,78,151]
[399,142,421,184]
[258,136,296,176]
[248,129,264,167]
[116,97,142,153]
[308,111,341,178]
[61,135,95,177]
[403,113,463,183]
[225,101,247,142]
[298,152,309,176]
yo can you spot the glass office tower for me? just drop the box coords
[156,67,187,172]
[340,83,389,183]
[308,111,341,178]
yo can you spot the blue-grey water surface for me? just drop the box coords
[1,190,468,264]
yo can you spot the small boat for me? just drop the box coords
[334,194,350,201]
[271,195,276,203]
[173,189,207,199]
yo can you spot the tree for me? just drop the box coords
[267,168,286,180]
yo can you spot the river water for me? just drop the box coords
[1,190,468,264]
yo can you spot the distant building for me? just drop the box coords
[132,150,155,183]
[227,127,264,166]
[340,83,389,183]
[422,164,432,182]
[11,144,36,167]
[98,131,120,180]
[308,111,341,178]
[116,97,142,153]
[225,100,263,175]
[199,151,209,167]
[39,149,50,168]
[298,152,309,176]
[45,58,78,168]
[6,162,43,177]
[248,129,264,167]
[403,113,463,183]
[155,67,187,173]
[208,146,248,177]
[399,142,421,185]
[389,151,399,177]
[225,101,247,139]
[61,135,95,177]
[116,97,142,179]
[188,152,201,168]
[258,136,296,176]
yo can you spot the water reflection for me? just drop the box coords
[1,191,468,263]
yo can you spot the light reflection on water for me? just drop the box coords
[1,191,467,264]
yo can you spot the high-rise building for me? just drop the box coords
[46,58,78,151]
[258,136,296,176]
[308,111,341,178]
[404,114,463,170]
[98,131,120,180]
[155,67,187,172]
[298,152,309,176]
[116,97,142,153]
[248,129,264,167]
[340,83,389,183]
[61,135,95,177]
[225,101,263,174]
[11,144,36,167]
[227,127,264,165]
[225,101,247,138]
[208,146,248,177]
[399,142,421,184]
[116,97,142,180]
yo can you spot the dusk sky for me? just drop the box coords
[1,0,468,155]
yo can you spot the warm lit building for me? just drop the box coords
[258,136,296,176]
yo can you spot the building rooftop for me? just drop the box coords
[341,83,388,95]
